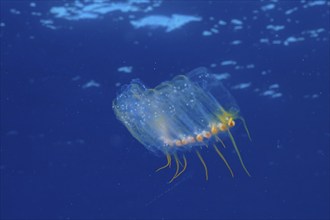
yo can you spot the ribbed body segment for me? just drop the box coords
[113,67,238,154]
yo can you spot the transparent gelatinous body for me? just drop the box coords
[113,67,251,181]
[113,67,238,154]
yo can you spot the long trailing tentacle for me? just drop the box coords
[196,150,208,180]
[177,155,184,167]
[213,144,234,177]
[169,153,180,183]
[215,135,227,148]
[238,116,252,141]
[156,153,171,172]
[174,154,187,180]
[227,129,251,176]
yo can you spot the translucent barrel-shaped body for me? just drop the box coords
[113,67,240,154]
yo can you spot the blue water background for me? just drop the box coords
[1,1,329,219]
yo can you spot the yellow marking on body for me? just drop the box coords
[218,123,227,131]
[228,118,235,127]
[156,153,172,172]
[175,140,182,146]
[196,134,203,142]
[218,108,238,126]
[203,131,211,139]
[213,144,234,177]
[211,124,218,134]
[196,150,208,181]
[219,107,252,141]
[227,129,251,176]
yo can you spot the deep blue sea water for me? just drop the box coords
[1,1,329,219]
